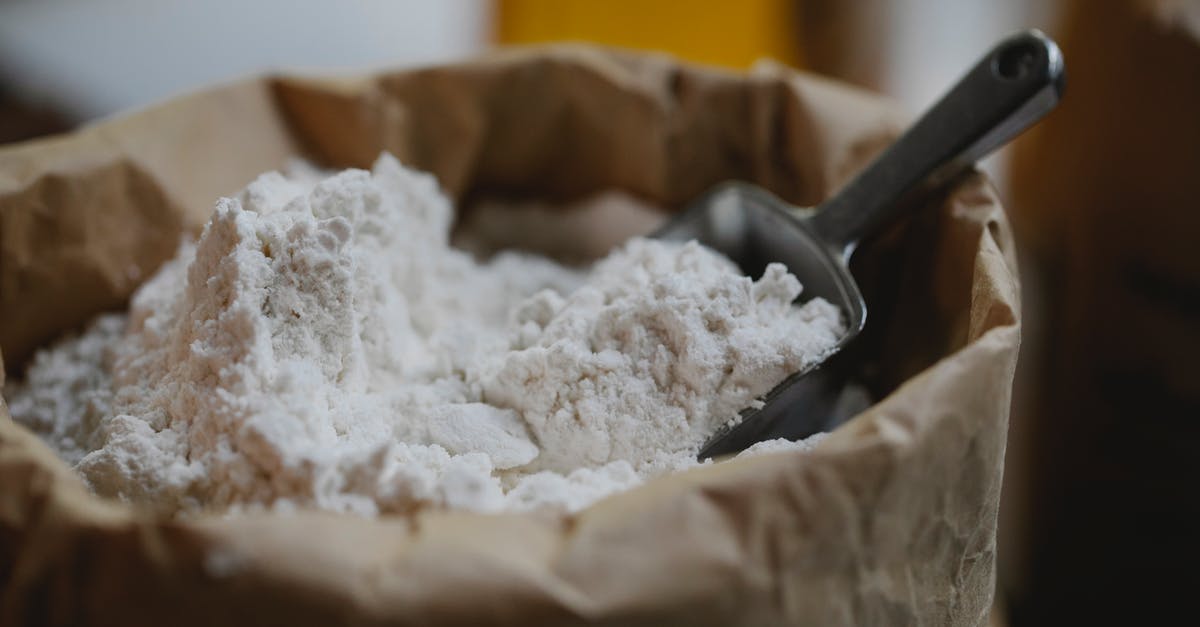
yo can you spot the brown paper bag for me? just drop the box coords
[0,46,1018,626]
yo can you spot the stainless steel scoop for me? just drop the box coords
[655,30,1065,459]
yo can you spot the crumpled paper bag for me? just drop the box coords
[0,46,1019,626]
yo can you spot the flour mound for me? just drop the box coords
[6,154,844,516]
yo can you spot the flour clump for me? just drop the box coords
[6,153,844,516]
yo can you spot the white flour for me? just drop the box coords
[5,154,845,516]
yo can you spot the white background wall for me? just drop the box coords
[0,0,491,120]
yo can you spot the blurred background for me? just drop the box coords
[2,0,1197,624]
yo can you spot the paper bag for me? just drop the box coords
[0,46,1019,626]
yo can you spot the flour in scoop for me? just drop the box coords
[5,154,845,516]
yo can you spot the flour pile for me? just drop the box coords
[5,154,844,516]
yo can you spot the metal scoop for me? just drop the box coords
[656,30,1065,459]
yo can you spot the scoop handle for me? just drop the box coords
[810,30,1065,254]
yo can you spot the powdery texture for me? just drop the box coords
[6,154,844,516]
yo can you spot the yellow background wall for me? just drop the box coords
[495,0,804,69]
